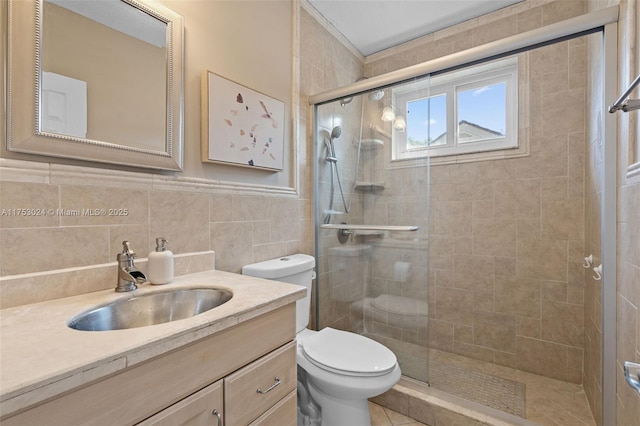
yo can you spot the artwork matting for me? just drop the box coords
[201,70,285,171]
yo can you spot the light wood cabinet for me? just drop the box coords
[139,380,224,426]
[250,390,297,426]
[4,304,297,426]
[225,341,296,426]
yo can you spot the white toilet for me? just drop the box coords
[243,254,401,426]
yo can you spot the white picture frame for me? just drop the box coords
[201,70,285,171]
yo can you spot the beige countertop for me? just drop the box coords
[0,269,305,417]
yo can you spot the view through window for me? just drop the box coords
[393,57,518,160]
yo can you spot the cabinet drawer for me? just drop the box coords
[249,390,296,426]
[138,380,223,426]
[225,341,297,426]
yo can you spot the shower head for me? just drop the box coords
[330,126,342,140]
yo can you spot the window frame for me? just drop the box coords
[392,57,519,160]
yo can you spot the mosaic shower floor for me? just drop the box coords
[428,360,526,417]
[425,349,596,425]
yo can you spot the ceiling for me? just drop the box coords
[307,0,523,56]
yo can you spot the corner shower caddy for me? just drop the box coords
[353,138,385,191]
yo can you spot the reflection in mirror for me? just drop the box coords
[42,0,168,151]
[6,0,184,170]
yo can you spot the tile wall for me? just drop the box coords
[364,0,590,384]
[298,4,366,329]
[0,162,309,306]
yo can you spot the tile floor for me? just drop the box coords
[370,401,427,426]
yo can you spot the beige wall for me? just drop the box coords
[162,0,294,189]
[2,0,294,189]
[0,1,308,308]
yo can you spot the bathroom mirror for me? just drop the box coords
[6,0,184,170]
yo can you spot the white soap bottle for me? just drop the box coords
[148,237,173,285]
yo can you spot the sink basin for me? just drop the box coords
[68,288,233,331]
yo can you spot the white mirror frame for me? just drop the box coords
[6,0,184,171]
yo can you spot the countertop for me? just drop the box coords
[0,269,305,417]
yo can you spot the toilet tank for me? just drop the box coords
[242,254,315,333]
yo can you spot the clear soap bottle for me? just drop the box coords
[148,237,173,285]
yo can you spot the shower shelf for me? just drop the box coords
[320,224,419,232]
[354,181,385,191]
[353,138,384,150]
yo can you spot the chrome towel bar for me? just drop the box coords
[609,74,640,113]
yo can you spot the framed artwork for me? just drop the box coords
[201,70,285,171]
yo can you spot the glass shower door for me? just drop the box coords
[314,81,431,384]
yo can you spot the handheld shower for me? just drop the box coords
[324,125,350,223]
[326,126,341,162]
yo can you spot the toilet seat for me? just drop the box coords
[300,328,397,377]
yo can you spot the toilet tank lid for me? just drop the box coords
[242,254,315,279]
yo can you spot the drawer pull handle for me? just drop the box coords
[256,377,281,394]
[212,409,222,426]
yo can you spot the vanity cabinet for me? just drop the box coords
[2,304,297,426]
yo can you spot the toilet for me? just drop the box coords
[242,254,401,426]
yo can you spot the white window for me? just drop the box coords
[392,57,518,160]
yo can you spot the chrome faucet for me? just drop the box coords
[116,241,147,292]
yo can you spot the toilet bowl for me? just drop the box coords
[243,254,401,426]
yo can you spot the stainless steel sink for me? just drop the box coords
[68,288,233,331]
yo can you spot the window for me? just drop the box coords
[392,57,518,160]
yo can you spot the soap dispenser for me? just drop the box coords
[148,237,173,285]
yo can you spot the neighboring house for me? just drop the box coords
[429,120,504,146]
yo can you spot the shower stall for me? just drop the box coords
[311,7,618,425]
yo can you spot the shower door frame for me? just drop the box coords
[310,7,620,425]
[602,20,618,426]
